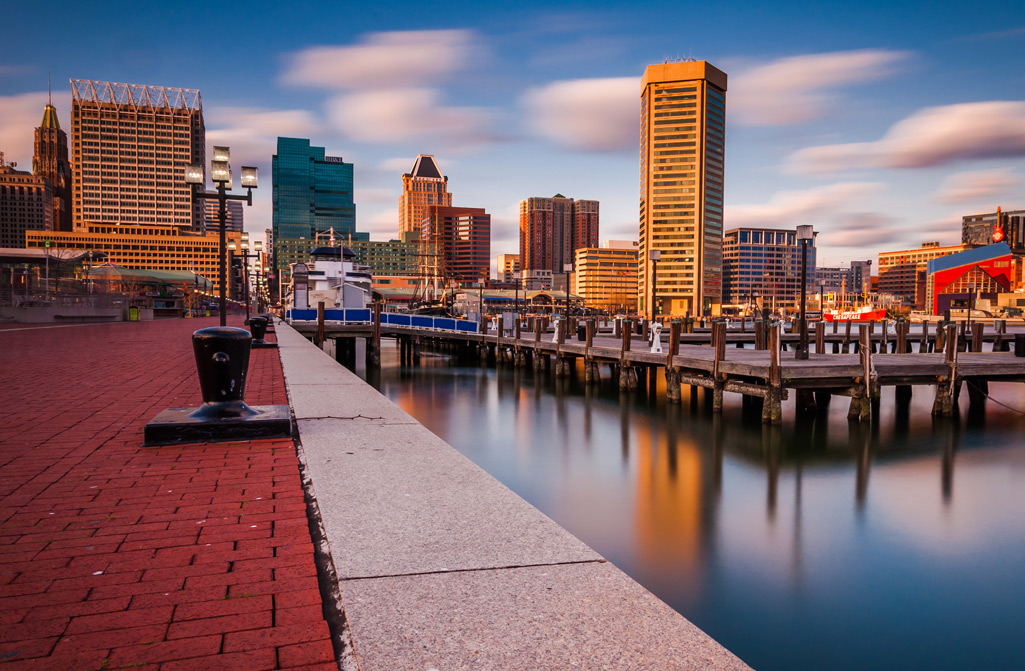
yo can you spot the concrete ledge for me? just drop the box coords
[276,320,751,670]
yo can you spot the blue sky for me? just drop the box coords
[3,0,1024,268]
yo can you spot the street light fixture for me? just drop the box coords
[649,249,661,321]
[563,263,574,323]
[187,146,257,326]
[795,225,814,360]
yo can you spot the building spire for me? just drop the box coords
[48,70,52,106]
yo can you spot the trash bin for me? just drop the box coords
[577,324,586,341]
[128,306,139,322]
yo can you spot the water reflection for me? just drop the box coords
[360,342,1025,671]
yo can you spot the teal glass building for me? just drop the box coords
[272,137,366,282]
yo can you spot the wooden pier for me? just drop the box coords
[292,312,1025,424]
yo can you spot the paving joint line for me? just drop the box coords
[340,558,609,583]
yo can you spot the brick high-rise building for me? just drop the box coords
[421,206,490,284]
[70,80,205,230]
[398,155,452,237]
[638,61,727,318]
[518,195,599,275]
[33,100,72,232]
[0,161,53,248]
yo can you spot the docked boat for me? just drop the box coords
[823,306,888,322]
[289,246,372,311]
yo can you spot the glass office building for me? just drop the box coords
[272,137,365,281]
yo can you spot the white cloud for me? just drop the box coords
[726,182,883,227]
[522,77,636,152]
[788,101,1025,173]
[205,106,321,169]
[326,89,497,150]
[730,49,910,126]
[281,30,479,90]
[0,91,72,167]
[933,168,1023,205]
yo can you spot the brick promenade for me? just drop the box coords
[0,318,336,670]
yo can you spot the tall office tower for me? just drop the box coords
[398,155,452,237]
[33,100,72,232]
[203,199,243,233]
[272,137,363,282]
[70,80,205,230]
[0,159,53,247]
[638,61,727,317]
[518,195,599,274]
[421,205,490,283]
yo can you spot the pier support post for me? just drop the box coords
[762,323,783,424]
[932,324,959,417]
[365,303,382,368]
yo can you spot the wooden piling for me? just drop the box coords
[815,320,825,354]
[316,301,325,346]
[762,323,782,424]
[920,320,930,353]
[932,324,958,416]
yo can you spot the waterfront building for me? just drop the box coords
[722,227,817,312]
[497,254,521,283]
[348,232,420,276]
[26,223,240,293]
[814,266,849,295]
[523,268,553,290]
[877,241,967,310]
[398,155,452,237]
[421,206,490,284]
[0,162,53,248]
[518,195,598,275]
[70,80,205,230]
[850,260,872,294]
[272,137,363,284]
[639,60,727,318]
[573,240,639,313]
[33,100,72,232]
[963,208,1025,249]
[203,199,243,233]
[925,243,1016,315]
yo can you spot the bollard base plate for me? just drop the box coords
[252,340,278,349]
[144,404,291,446]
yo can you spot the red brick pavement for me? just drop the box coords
[0,318,336,670]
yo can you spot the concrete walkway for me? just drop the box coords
[278,322,752,670]
[0,319,334,671]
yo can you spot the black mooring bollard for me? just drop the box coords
[1016,333,1025,358]
[143,326,291,445]
[249,317,277,349]
[189,327,256,419]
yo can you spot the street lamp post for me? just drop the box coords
[186,147,258,327]
[564,262,573,322]
[228,237,263,323]
[649,249,661,321]
[796,225,814,360]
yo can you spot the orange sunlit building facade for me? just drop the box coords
[398,155,452,237]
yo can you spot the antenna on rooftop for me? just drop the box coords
[48,70,52,106]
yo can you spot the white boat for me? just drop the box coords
[289,246,372,311]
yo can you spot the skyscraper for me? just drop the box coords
[203,199,243,233]
[421,205,490,283]
[398,155,452,237]
[70,80,205,230]
[638,61,727,317]
[518,195,599,274]
[33,99,71,232]
[272,137,362,282]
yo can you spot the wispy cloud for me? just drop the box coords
[933,168,1023,205]
[521,77,636,152]
[787,101,1025,173]
[729,49,910,126]
[282,30,498,150]
[326,89,499,150]
[281,30,479,90]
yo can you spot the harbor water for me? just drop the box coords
[358,339,1025,671]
